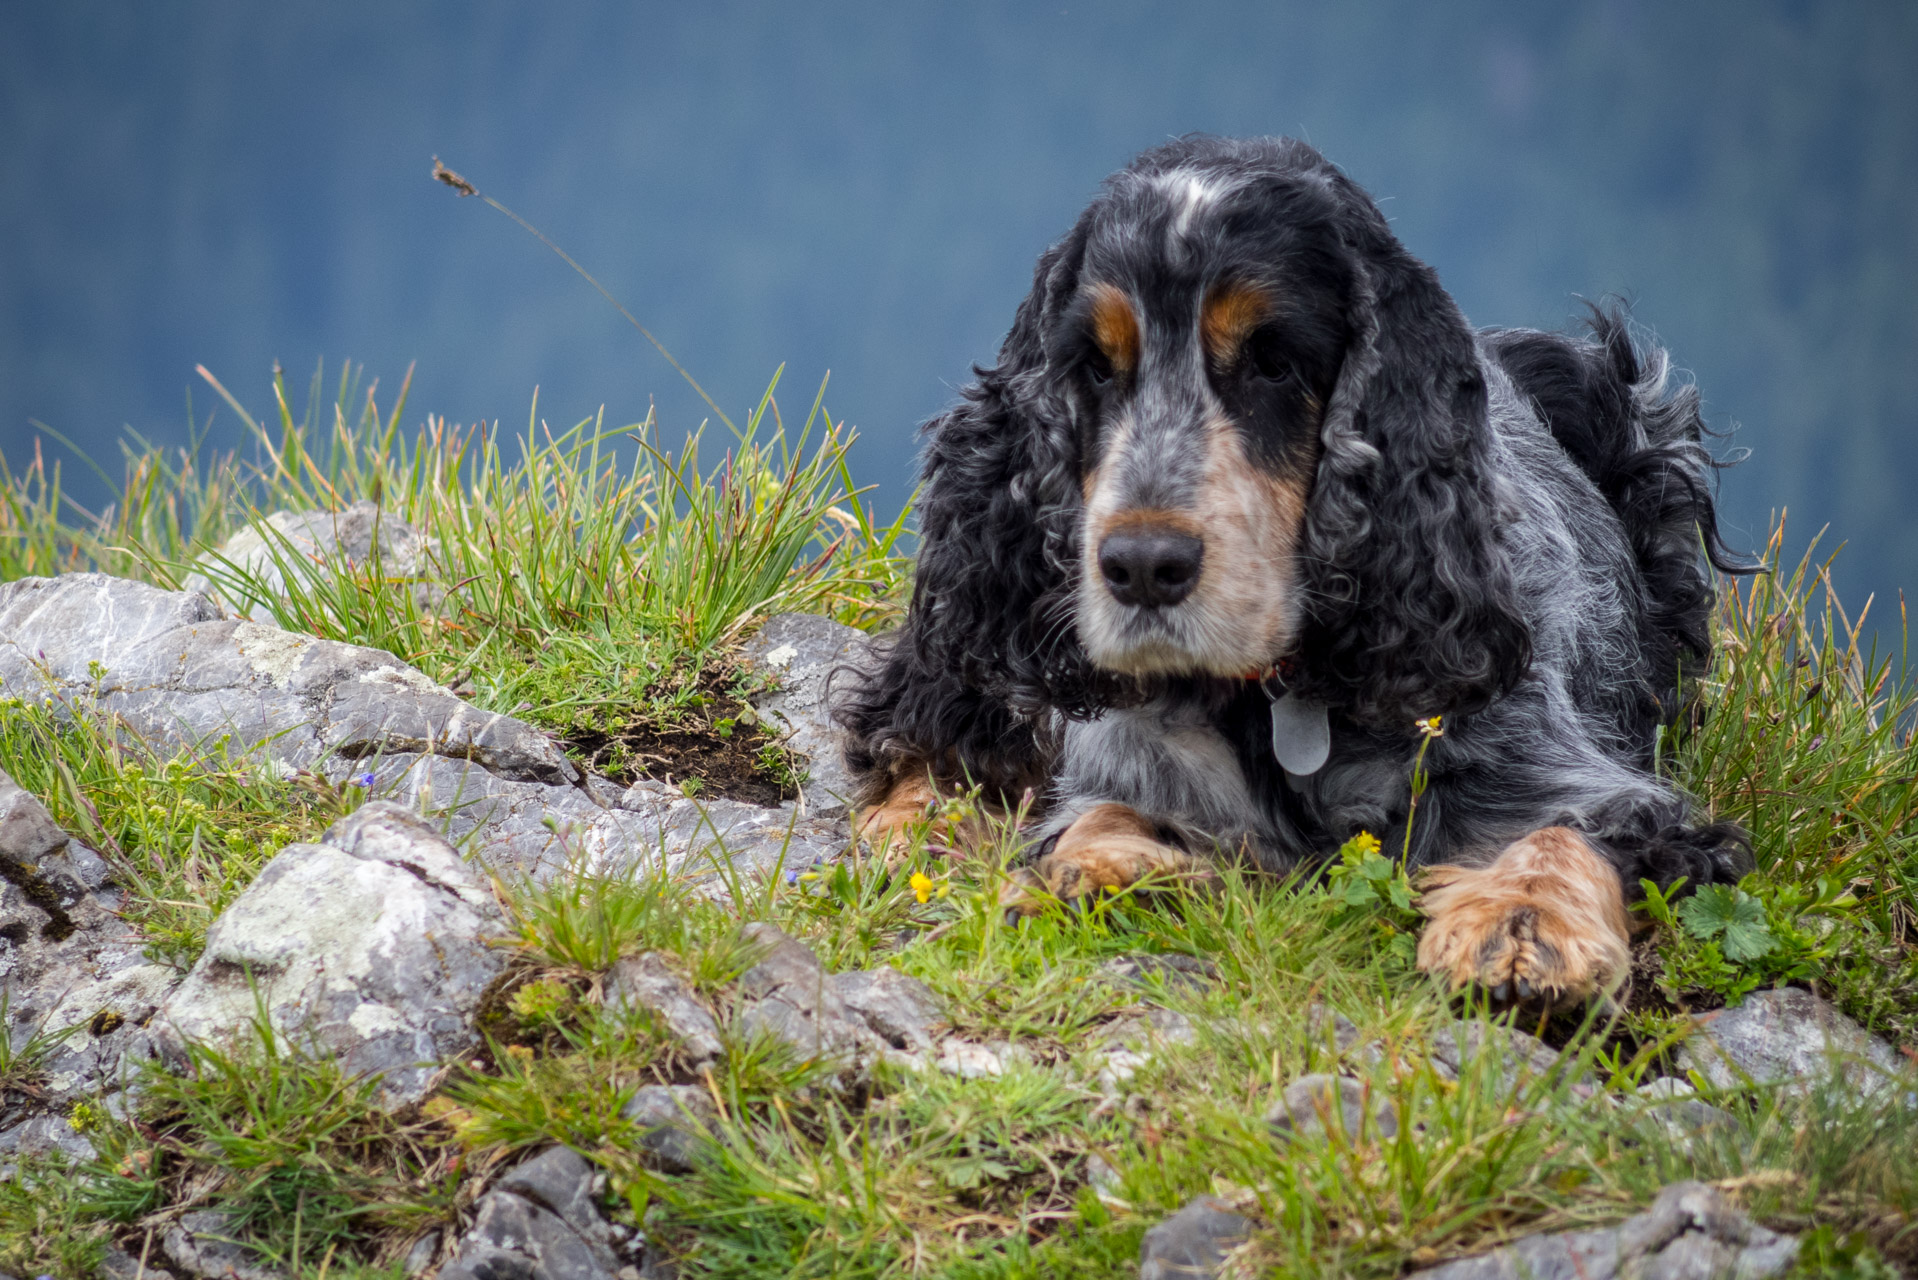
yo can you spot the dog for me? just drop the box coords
[832,135,1750,1006]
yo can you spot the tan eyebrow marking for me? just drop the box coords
[1201,281,1274,366]
[1088,283,1140,375]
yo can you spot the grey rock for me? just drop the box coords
[1100,951,1219,996]
[1633,1079,1747,1154]
[152,802,510,1107]
[97,1244,156,1280]
[1109,1007,1199,1048]
[1139,1195,1252,1280]
[829,966,945,1052]
[932,1039,1032,1079]
[1084,1151,1125,1201]
[1677,987,1903,1096]
[163,1209,286,1280]
[1094,1008,1197,1089]
[1301,1002,1392,1072]
[335,751,847,888]
[734,923,878,1066]
[616,779,847,888]
[402,1233,441,1276]
[1267,1072,1399,1141]
[604,953,724,1067]
[1429,1020,1566,1094]
[441,1146,622,1280]
[621,1084,717,1173]
[497,1146,617,1251]
[1,768,176,1125]
[0,763,74,867]
[1408,1180,1797,1280]
[0,574,576,786]
[0,1110,98,1167]
[738,613,867,818]
[738,921,830,997]
[185,501,436,608]
[0,575,851,899]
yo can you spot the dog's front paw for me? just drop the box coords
[1415,826,1631,1007]
[856,774,994,862]
[1000,804,1211,915]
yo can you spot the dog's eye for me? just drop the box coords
[1083,346,1116,387]
[1247,331,1292,383]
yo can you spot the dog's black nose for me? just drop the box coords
[1098,529,1204,607]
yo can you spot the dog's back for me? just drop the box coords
[1484,308,1740,736]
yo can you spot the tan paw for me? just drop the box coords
[1415,826,1631,1007]
[1001,804,1212,915]
[855,774,994,863]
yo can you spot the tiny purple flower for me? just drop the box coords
[352,772,377,787]
[784,868,800,885]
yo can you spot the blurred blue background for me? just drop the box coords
[3,2,1914,632]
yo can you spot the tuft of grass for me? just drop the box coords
[3,359,909,795]
[1665,520,1918,1044]
[0,688,356,967]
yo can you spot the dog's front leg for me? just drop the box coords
[1414,826,1632,1006]
[1000,803,1215,913]
[855,770,997,862]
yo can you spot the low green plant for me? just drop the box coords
[1320,830,1420,969]
[132,1008,460,1272]
[1637,873,1857,1006]
[0,689,352,967]
[1668,521,1918,1042]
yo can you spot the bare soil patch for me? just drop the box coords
[558,668,798,808]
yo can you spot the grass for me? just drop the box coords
[2,374,1917,1276]
[1662,523,1918,1044]
[1,358,909,794]
[0,685,358,967]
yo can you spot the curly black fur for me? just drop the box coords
[833,135,1751,893]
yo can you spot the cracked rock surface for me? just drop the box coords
[151,802,510,1107]
[1267,1072,1399,1141]
[1429,1020,1574,1094]
[0,574,577,786]
[622,1083,718,1174]
[0,576,855,890]
[738,612,865,819]
[1139,1195,1252,1280]
[184,500,437,610]
[438,1145,654,1280]
[163,1209,287,1280]
[716,924,947,1075]
[605,952,726,1068]
[0,766,174,1168]
[1408,1181,1798,1280]
[1678,987,1905,1097]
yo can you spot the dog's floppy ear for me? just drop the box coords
[834,222,1119,796]
[1296,192,1532,727]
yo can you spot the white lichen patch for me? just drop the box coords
[360,663,451,696]
[233,621,312,687]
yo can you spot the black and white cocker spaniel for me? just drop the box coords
[833,135,1749,1006]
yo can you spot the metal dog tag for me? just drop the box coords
[1268,689,1331,777]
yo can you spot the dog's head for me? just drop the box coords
[909,135,1530,728]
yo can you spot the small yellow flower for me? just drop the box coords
[1351,831,1381,856]
[910,871,934,904]
[1415,715,1445,738]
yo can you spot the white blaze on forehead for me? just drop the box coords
[1159,170,1226,241]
